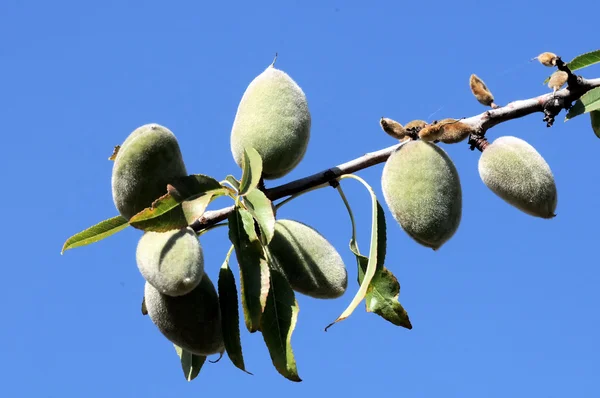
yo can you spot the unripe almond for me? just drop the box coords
[111,124,187,220]
[381,141,462,250]
[136,227,204,297]
[230,62,311,180]
[268,219,348,299]
[478,136,557,218]
[144,275,224,356]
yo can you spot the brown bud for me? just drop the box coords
[405,120,427,132]
[418,122,443,142]
[438,119,477,144]
[380,117,406,140]
[548,70,568,92]
[469,74,497,108]
[535,52,558,67]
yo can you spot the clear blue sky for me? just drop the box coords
[2,1,599,396]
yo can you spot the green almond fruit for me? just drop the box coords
[230,62,311,180]
[136,227,204,297]
[381,141,462,250]
[112,124,187,220]
[478,136,557,218]
[268,219,347,299]
[144,275,224,356]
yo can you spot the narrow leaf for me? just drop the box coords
[174,345,206,381]
[239,206,259,242]
[239,148,263,196]
[325,174,384,331]
[566,87,600,120]
[128,174,223,232]
[260,266,301,382]
[244,189,276,245]
[218,245,252,374]
[225,175,241,191]
[591,110,600,139]
[339,183,412,329]
[567,50,600,72]
[228,206,270,333]
[61,215,129,254]
[181,191,223,225]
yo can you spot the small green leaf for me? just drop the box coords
[325,174,384,331]
[244,189,275,245]
[181,190,228,225]
[239,206,259,242]
[239,148,263,196]
[567,50,600,72]
[61,215,129,254]
[334,178,411,329]
[591,110,600,139]
[128,174,224,232]
[566,87,600,120]
[225,175,241,191]
[362,267,412,329]
[218,245,251,374]
[174,345,206,381]
[260,266,301,382]
[228,205,270,333]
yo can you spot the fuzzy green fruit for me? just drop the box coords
[268,219,347,299]
[478,136,557,218]
[112,124,187,220]
[381,141,462,250]
[136,227,204,297]
[144,275,224,356]
[230,63,311,180]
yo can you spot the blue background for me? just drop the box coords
[2,1,599,396]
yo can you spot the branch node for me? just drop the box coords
[468,135,490,152]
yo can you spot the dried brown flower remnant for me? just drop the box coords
[380,117,406,140]
[438,119,477,144]
[469,74,497,108]
[535,52,559,67]
[548,70,568,93]
[418,122,444,142]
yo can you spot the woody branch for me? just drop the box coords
[189,74,600,232]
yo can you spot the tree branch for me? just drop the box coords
[190,75,600,232]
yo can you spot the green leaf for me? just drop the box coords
[239,148,263,196]
[225,175,241,191]
[567,50,600,72]
[244,189,275,245]
[218,245,251,374]
[174,345,206,381]
[591,110,600,139]
[260,266,301,382]
[565,87,600,120]
[128,174,224,232]
[181,191,225,225]
[543,50,600,84]
[228,205,270,333]
[361,267,412,329]
[325,174,385,331]
[332,177,411,329]
[61,215,129,254]
[239,206,259,242]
